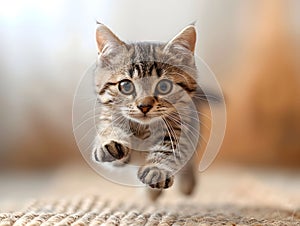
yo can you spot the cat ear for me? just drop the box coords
[96,23,125,55]
[165,25,196,53]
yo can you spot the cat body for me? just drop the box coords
[92,23,199,200]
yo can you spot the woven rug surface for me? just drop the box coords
[0,165,299,225]
[1,195,299,226]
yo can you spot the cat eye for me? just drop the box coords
[118,79,135,95]
[155,79,173,95]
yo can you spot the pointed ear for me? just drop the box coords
[96,23,125,55]
[166,25,197,53]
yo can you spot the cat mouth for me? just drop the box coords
[127,112,161,123]
[131,114,152,119]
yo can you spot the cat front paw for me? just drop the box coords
[138,165,174,189]
[93,140,130,163]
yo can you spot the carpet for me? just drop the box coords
[1,196,299,225]
[0,165,299,225]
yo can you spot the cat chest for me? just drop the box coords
[128,122,164,152]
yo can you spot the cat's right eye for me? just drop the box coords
[118,79,135,95]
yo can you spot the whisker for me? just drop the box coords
[81,136,97,156]
[174,107,212,120]
[74,115,100,131]
[75,96,97,101]
[162,117,182,162]
[81,106,103,119]
[173,108,209,122]
[109,116,128,139]
[161,117,180,164]
[171,110,211,130]
[77,124,98,145]
[74,108,119,131]
[164,113,208,144]
[164,113,208,161]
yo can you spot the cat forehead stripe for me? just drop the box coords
[128,62,162,78]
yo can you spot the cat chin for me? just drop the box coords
[127,115,161,125]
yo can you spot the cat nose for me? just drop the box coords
[138,104,152,114]
[136,97,155,114]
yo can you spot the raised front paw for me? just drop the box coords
[93,140,130,163]
[138,165,174,189]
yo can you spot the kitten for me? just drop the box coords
[92,23,200,200]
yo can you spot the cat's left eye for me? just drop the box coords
[155,79,173,95]
[119,79,135,95]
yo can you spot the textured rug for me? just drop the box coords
[1,195,299,226]
[0,165,299,225]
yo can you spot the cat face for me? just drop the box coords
[95,23,198,124]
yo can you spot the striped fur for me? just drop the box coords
[93,24,199,200]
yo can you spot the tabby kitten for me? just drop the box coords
[93,23,200,200]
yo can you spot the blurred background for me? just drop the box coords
[0,0,299,172]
